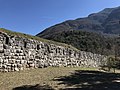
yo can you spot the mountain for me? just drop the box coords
[37,6,120,38]
[36,6,120,55]
[41,30,120,55]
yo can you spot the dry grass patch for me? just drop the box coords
[0,67,97,90]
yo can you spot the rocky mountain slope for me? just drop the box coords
[36,6,120,55]
[37,6,120,38]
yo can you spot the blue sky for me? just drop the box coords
[0,0,120,35]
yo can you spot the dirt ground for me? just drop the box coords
[0,67,120,90]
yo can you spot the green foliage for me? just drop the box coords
[106,56,120,70]
[107,56,115,68]
[44,30,119,55]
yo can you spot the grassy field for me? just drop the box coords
[0,67,120,90]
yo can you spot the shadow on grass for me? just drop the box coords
[54,70,120,90]
[13,84,54,90]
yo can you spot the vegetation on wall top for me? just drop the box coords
[0,28,79,51]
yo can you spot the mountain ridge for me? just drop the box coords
[37,6,120,38]
[36,6,120,55]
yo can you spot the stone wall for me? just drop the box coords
[0,32,107,72]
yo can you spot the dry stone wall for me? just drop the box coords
[0,32,107,72]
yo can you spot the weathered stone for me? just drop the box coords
[15,67,19,71]
[0,32,107,72]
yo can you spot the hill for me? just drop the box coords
[37,6,120,38]
[39,30,120,55]
[36,6,120,55]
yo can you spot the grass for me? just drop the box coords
[0,67,97,90]
[0,67,120,90]
[0,28,79,51]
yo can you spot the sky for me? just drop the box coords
[0,0,120,35]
